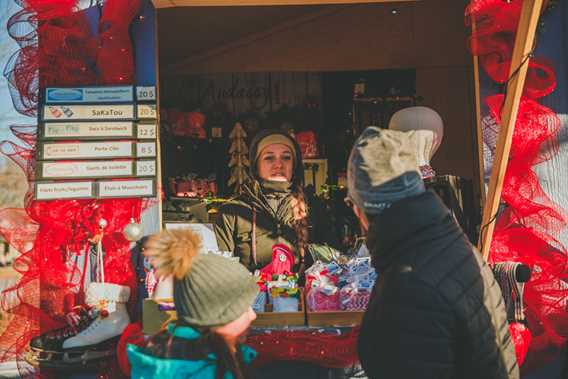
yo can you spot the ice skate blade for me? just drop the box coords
[25,336,120,371]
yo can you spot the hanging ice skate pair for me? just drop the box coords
[26,218,131,370]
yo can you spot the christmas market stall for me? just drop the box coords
[0,0,566,377]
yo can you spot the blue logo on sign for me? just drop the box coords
[47,89,84,102]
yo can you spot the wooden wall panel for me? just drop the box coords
[416,66,476,179]
[163,1,469,75]
[412,0,471,69]
[154,0,416,7]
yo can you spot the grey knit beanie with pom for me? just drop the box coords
[144,229,259,327]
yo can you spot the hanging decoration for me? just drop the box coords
[124,218,145,243]
[466,0,567,369]
[0,0,146,373]
[228,122,251,195]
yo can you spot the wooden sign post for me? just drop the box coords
[478,0,544,260]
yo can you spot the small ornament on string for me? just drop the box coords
[124,206,144,242]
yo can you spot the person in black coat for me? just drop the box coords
[346,127,519,379]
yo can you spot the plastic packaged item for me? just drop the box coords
[306,285,339,311]
[252,292,267,313]
[272,295,299,313]
[339,284,371,311]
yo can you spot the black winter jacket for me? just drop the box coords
[358,191,519,379]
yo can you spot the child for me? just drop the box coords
[127,229,259,379]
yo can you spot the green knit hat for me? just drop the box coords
[144,229,259,327]
[174,254,259,327]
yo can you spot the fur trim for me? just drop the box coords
[143,229,202,280]
[86,282,130,304]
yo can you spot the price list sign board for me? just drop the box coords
[35,85,158,200]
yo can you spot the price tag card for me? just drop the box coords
[137,104,157,120]
[38,160,134,179]
[211,127,223,138]
[40,121,135,140]
[136,123,157,139]
[42,104,135,121]
[136,86,156,101]
[45,86,134,104]
[136,142,156,158]
[97,179,156,198]
[135,160,156,176]
[39,141,135,160]
[35,181,95,200]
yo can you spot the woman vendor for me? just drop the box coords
[214,129,309,272]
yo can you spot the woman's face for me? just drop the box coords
[215,307,257,348]
[257,143,294,182]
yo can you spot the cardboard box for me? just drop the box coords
[142,298,176,335]
[252,294,306,327]
[306,310,364,327]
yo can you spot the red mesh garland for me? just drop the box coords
[466,1,556,99]
[0,0,146,372]
[96,0,141,84]
[466,0,568,370]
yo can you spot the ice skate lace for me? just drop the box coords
[75,303,115,337]
[79,318,102,336]
[42,306,98,341]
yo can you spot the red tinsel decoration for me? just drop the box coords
[509,322,532,367]
[247,328,360,369]
[0,0,144,373]
[466,0,568,369]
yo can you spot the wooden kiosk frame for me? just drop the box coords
[145,0,547,330]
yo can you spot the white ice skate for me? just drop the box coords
[26,282,131,370]
[62,282,131,350]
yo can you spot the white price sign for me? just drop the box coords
[41,121,135,140]
[136,86,156,101]
[137,123,157,139]
[136,160,156,176]
[43,104,135,121]
[97,179,155,198]
[137,104,157,120]
[41,141,134,160]
[40,160,134,179]
[136,142,156,157]
[36,181,94,200]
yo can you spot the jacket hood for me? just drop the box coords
[249,129,304,188]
